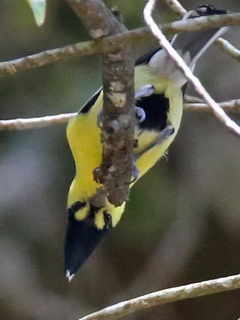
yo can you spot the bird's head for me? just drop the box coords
[64,198,125,281]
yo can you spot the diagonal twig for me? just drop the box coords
[144,0,240,137]
[77,273,240,320]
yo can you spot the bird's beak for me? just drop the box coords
[64,218,108,281]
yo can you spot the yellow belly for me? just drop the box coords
[67,71,183,208]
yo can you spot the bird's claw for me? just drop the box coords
[135,84,155,100]
[134,106,146,123]
[97,110,103,128]
[97,84,154,127]
[130,163,140,184]
[98,107,145,126]
[133,84,155,124]
[160,125,175,141]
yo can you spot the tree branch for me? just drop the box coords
[67,0,126,37]
[66,0,135,207]
[144,0,240,138]
[184,99,240,112]
[0,113,77,131]
[1,13,240,76]
[169,12,240,32]
[2,99,240,131]
[77,273,240,320]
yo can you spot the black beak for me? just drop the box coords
[64,218,108,281]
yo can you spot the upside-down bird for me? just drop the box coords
[65,5,228,280]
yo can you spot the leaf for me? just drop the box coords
[27,0,46,26]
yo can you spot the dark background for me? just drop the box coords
[1,1,240,319]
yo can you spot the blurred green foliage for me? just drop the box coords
[27,0,47,26]
[1,1,240,319]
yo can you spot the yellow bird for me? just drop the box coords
[65,5,227,280]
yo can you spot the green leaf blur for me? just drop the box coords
[27,0,46,26]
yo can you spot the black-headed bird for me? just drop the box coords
[65,5,228,280]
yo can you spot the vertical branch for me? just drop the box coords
[67,0,127,36]
[67,0,135,206]
[99,48,135,205]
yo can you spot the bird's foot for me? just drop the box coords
[97,110,103,128]
[97,84,154,128]
[160,125,175,141]
[135,84,155,100]
[134,106,145,123]
[130,162,140,184]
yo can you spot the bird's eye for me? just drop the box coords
[104,212,112,229]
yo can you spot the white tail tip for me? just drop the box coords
[66,270,75,282]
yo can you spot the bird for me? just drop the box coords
[64,5,228,281]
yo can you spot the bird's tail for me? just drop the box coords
[148,5,228,85]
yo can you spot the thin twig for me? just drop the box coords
[1,99,240,131]
[144,0,240,137]
[216,37,240,61]
[184,95,204,103]
[169,12,240,32]
[184,99,240,112]
[1,13,240,76]
[164,0,186,16]
[0,113,76,130]
[0,40,103,76]
[77,273,240,320]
